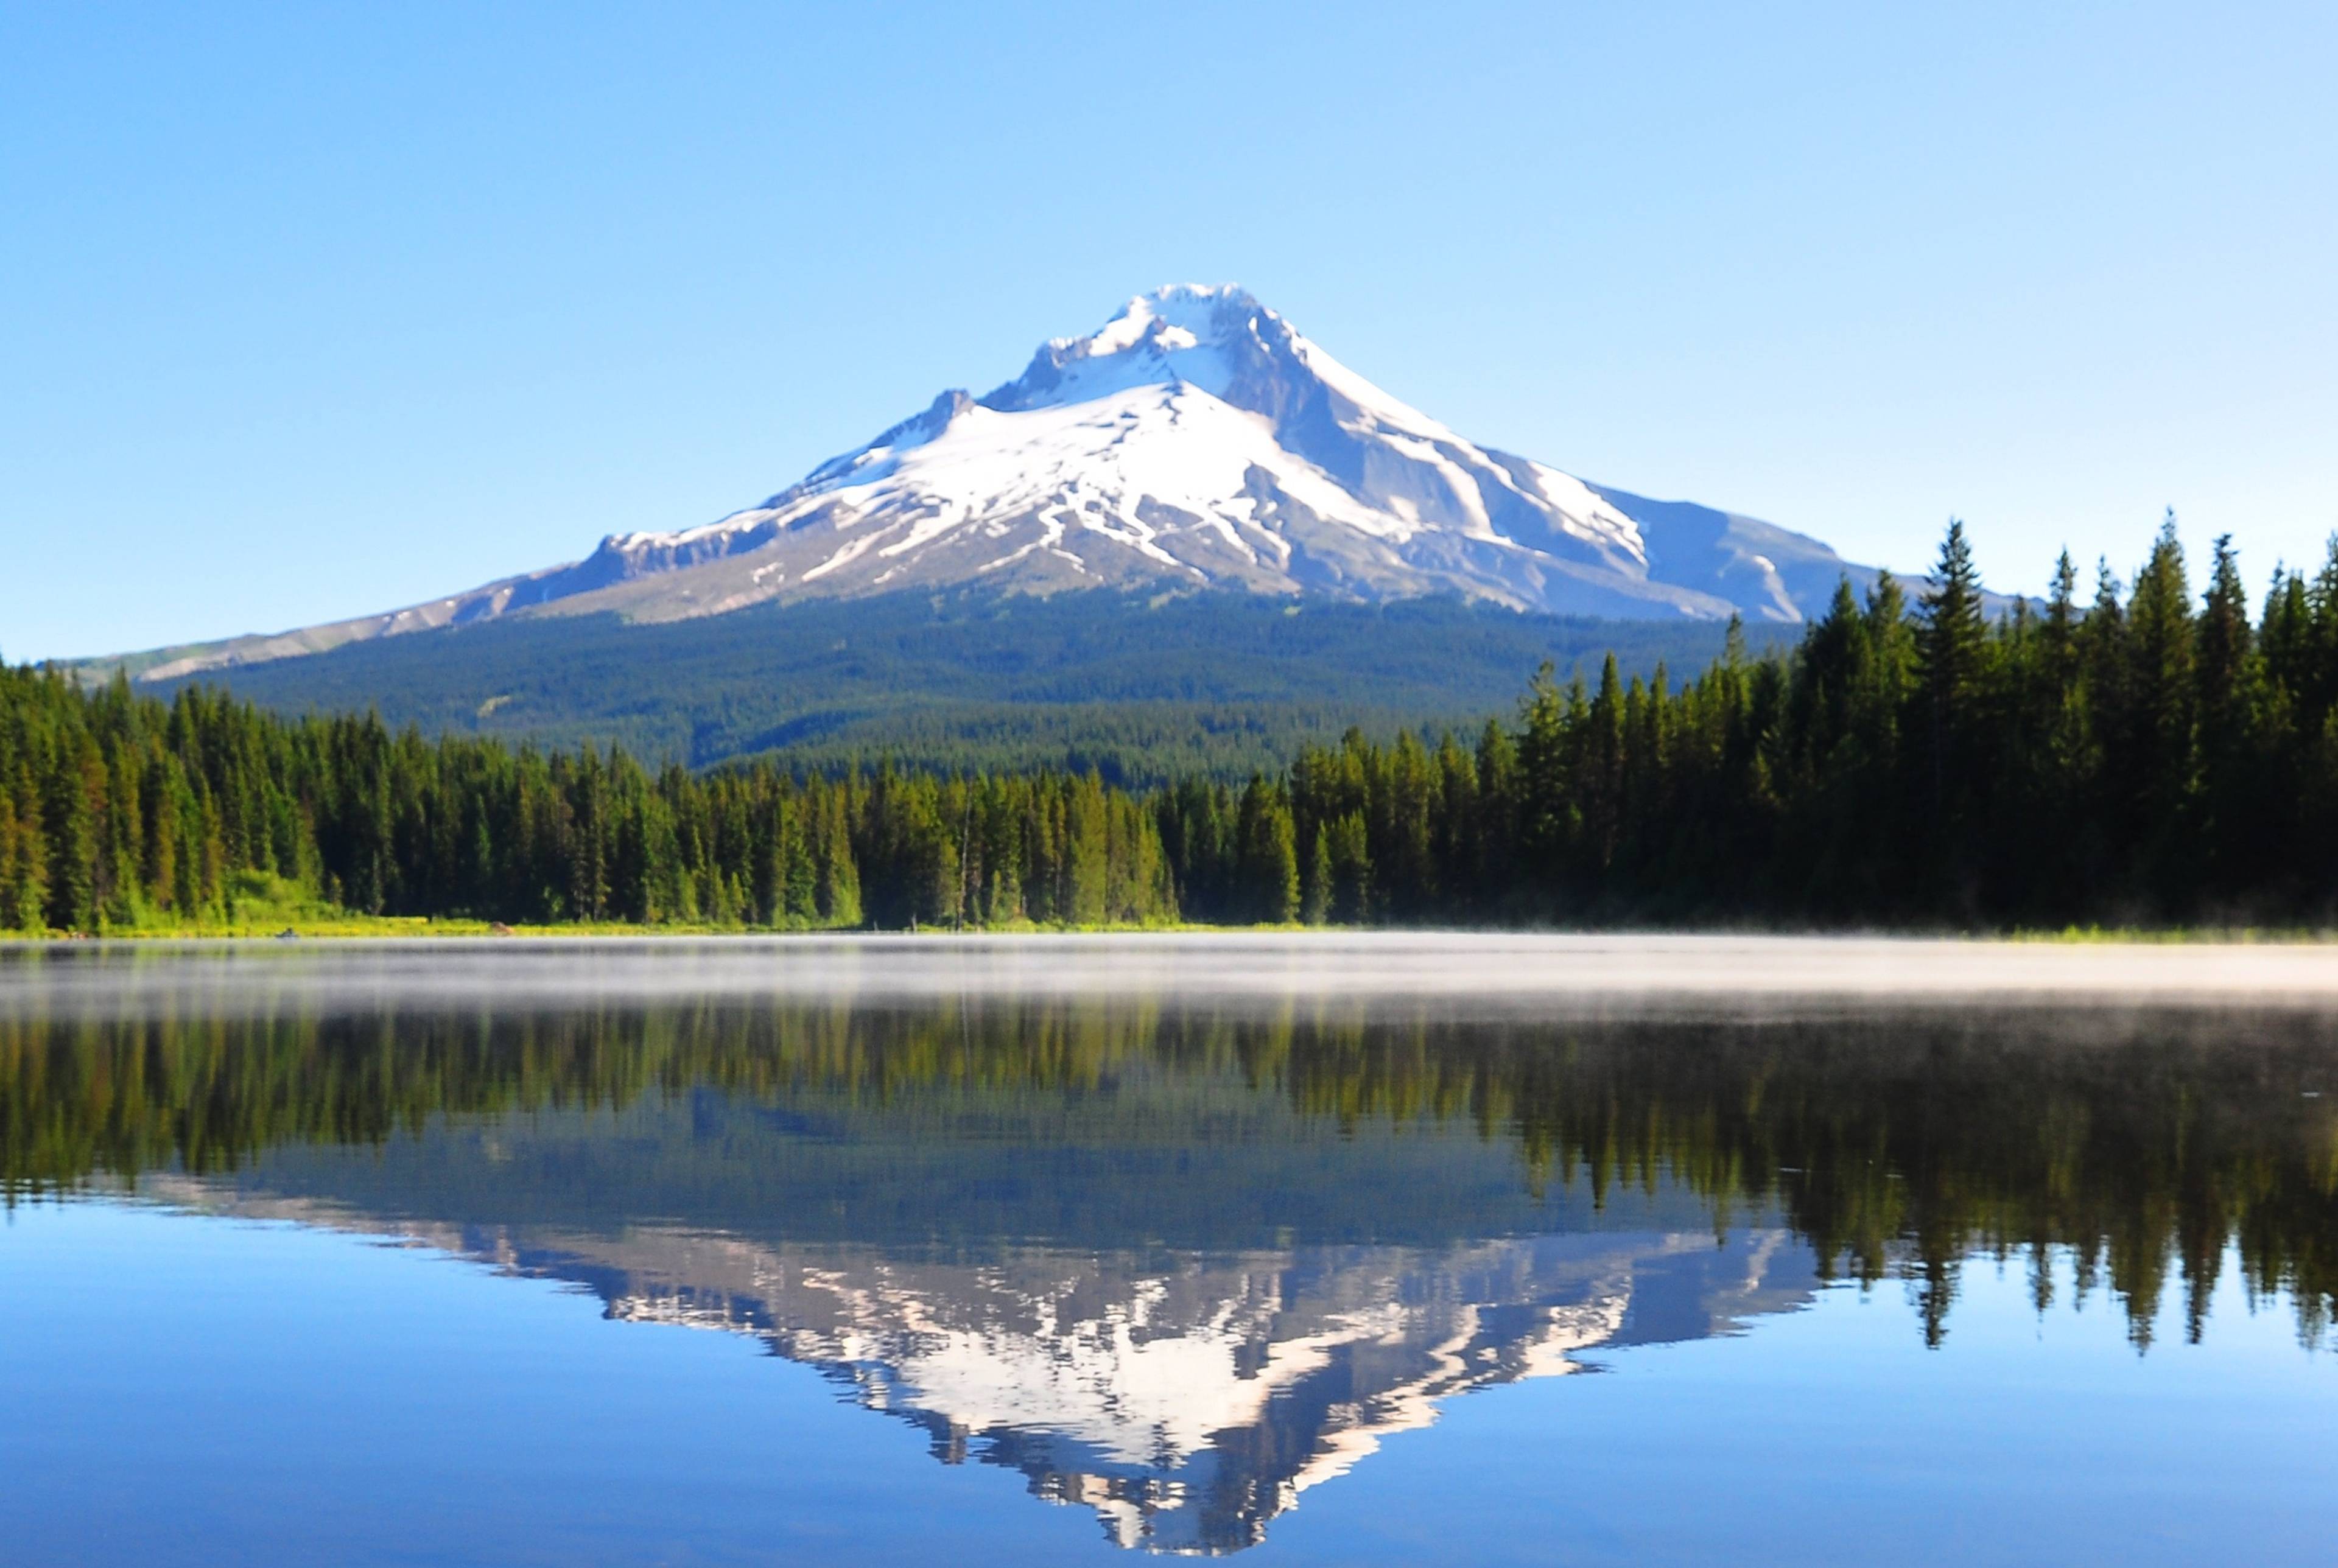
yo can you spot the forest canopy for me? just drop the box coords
[124,589,1767,783]
[6,515,2337,933]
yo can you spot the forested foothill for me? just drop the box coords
[116,590,1763,783]
[7,516,2338,933]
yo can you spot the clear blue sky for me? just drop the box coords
[5,2,2333,660]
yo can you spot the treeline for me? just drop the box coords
[0,672,1173,931]
[1178,516,2338,925]
[7,514,2338,931]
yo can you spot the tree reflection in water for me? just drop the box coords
[2,957,2334,1553]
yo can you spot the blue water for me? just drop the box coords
[1,941,2334,1564]
[4,1204,2329,1566]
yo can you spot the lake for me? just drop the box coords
[2,936,2334,1564]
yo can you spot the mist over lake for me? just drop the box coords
[4,937,2334,1564]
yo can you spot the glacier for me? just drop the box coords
[135,285,1877,684]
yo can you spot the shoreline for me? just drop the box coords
[4,920,2336,947]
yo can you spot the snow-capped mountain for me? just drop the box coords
[136,285,1875,683]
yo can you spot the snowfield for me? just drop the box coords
[136,285,1877,683]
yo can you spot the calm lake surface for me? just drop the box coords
[3,936,2335,1565]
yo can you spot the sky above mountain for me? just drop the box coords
[5,1,2334,659]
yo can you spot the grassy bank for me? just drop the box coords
[7,908,2334,945]
[7,873,2334,945]
[0,872,1218,940]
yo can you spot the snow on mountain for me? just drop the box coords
[136,285,1877,684]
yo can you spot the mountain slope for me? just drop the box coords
[147,591,1774,782]
[124,284,1878,685]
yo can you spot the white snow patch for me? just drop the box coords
[802,529,886,583]
[549,286,1754,624]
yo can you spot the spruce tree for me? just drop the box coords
[2124,511,2197,893]
[1915,520,1988,891]
[2194,534,2261,893]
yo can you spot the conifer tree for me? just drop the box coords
[2122,513,2197,895]
[1916,520,1987,818]
[1302,827,1332,926]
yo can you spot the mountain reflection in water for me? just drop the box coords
[3,943,2335,1555]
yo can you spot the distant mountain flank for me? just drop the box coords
[110,284,1882,685]
[136,592,1773,783]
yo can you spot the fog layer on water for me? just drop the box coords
[4,933,2338,1024]
[6,933,2337,1564]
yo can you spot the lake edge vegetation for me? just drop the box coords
[8,515,2338,934]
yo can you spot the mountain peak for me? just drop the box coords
[981,282,1271,414]
[1079,282,1262,352]
[117,285,1884,685]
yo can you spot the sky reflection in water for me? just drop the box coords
[1,938,2335,1564]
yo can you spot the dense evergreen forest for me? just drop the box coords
[7,516,2338,932]
[128,590,1763,782]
